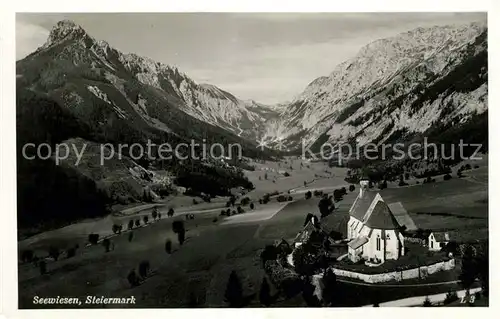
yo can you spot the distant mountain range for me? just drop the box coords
[263,22,488,150]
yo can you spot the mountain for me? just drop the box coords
[265,22,488,151]
[17,20,279,142]
[16,20,276,234]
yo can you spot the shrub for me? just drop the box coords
[102,238,111,252]
[277,195,287,202]
[284,172,291,177]
[21,250,34,263]
[305,191,312,200]
[127,269,140,287]
[444,291,458,304]
[138,260,150,278]
[39,260,47,275]
[313,190,323,197]
[66,247,76,259]
[231,210,237,215]
[474,165,479,169]
[128,220,134,230]
[152,208,158,220]
[237,206,244,214]
[349,185,355,192]
[143,215,149,224]
[112,224,120,234]
[48,246,60,261]
[212,217,218,223]
[249,203,255,210]
[378,180,388,189]
[422,296,432,307]
[443,174,452,181]
[220,210,227,216]
[88,233,99,245]
[288,196,293,201]
[135,219,141,227]
[240,197,250,206]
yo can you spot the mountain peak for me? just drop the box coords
[41,20,89,49]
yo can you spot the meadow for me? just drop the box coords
[17,158,488,308]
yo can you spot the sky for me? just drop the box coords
[16,12,486,104]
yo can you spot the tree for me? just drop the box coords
[21,250,34,263]
[102,238,111,252]
[302,277,321,307]
[318,196,333,218]
[167,208,175,217]
[48,246,60,261]
[143,215,149,224]
[237,206,244,214]
[39,260,47,275]
[66,247,76,259]
[127,269,140,287]
[304,213,315,227]
[138,260,150,278]
[459,245,477,297]
[305,191,312,200]
[165,239,172,254]
[224,270,244,307]
[260,245,279,267]
[259,278,272,306]
[422,296,432,307]
[322,269,337,306]
[177,231,186,245]
[135,219,141,227]
[349,185,355,192]
[249,202,255,210]
[88,233,99,245]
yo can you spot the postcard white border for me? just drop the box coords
[1,0,498,318]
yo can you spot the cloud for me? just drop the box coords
[16,20,49,60]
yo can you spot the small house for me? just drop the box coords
[428,232,450,251]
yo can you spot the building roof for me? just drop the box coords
[364,201,401,230]
[388,202,417,231]
[348,236,369,249]
[349,191,377,221]
[432,232,450,242]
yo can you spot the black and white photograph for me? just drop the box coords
[11,10,490,309]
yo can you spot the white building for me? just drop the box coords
[346,179,405,264]
[428,232,450,251]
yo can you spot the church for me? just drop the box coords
[346,179,407,264]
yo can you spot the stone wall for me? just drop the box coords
[326,259,455,283]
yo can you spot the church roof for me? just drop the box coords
[349,191,377,221]
[388,202,417,231]
[364,201,401,230]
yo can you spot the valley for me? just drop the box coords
[15,16,489,308]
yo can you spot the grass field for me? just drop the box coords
[17,158,488,308]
